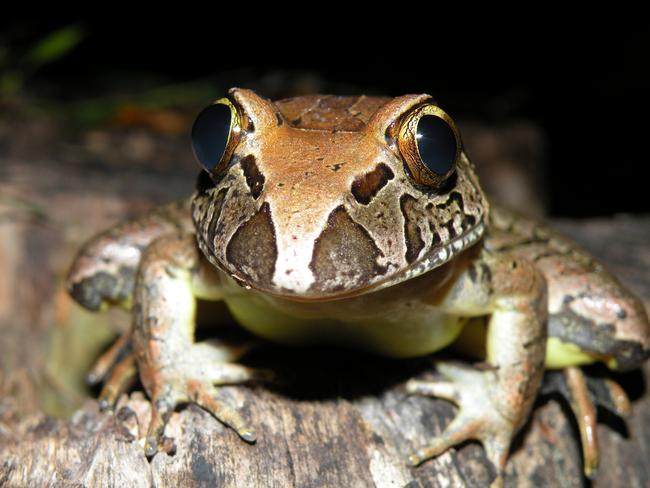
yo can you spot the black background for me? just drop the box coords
[3,17,648,217]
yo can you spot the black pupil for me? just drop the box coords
[191,103,232,171]
[415,115,457,175]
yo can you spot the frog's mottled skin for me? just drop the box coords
[67,89,650,485]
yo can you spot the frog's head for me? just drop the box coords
[191,88,488,300]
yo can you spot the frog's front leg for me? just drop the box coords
[407,250,547,481]
[133,233,266,457]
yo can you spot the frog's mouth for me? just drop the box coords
[222,217,486,303]
[366,217,487,294]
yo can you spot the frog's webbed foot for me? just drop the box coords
[141,341,272,457]
[406,361,515,479]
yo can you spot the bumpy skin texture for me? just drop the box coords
[66,89,650,485]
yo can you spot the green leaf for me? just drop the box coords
[24,24,84,67]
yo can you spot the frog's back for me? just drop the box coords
[275,95,391,131]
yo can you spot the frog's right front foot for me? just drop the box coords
[406,362,517,475]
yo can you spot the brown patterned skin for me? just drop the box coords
[66,88,650,486]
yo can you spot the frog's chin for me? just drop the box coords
[222,219,486,303]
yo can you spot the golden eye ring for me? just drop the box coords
[191,97,242,176]
[397,104,462,188]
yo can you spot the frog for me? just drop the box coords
[66,88,650,484]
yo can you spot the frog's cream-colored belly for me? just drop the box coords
[222,294,465,358]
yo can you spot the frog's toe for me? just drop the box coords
[87,331,132,385]
[98,352,136,410]
[406,363,515,480]
[142,375,258,458]
[187,380,257,442]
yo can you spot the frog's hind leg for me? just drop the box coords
[97,351,137,409]
[544,366,632,479]
[66,200,193,312]
[87,329,133,385]
[564,367,599,479]
[133,233,270,457]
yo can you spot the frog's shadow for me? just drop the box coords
[239,336,431,401]
[193,301,435,401]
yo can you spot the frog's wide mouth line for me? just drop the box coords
[369,218,486,294]
[228,218,486,303]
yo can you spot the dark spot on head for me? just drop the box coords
[428,225,442,248]
[226,203,277,287]
[443,220,457,239]
[240,155,265,199]
[291,117,302,126]
[329,162,344,171]
[617,308,627,319]
[351,163,394,205]
[275,111,284,126]
[463,214,476,230]
[400,194,425,264]
[435,191,465,212]
[310,206,386,292]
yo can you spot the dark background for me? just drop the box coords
[2,17,648,217]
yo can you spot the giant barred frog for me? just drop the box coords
[67,89,650,483]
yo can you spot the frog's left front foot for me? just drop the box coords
[406,361,515,474]
[131,233,273,458]
[140,342,269,457]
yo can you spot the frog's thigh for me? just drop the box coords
[132,234,264,456]
[66,200,193,312]
[407,251,547,481]
[545,272,650,371]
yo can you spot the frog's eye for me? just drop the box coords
[397,104,461,188]
[191,98,240,174]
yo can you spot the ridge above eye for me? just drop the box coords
[191,101,235,173]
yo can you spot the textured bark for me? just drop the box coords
[1,154,649,488]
